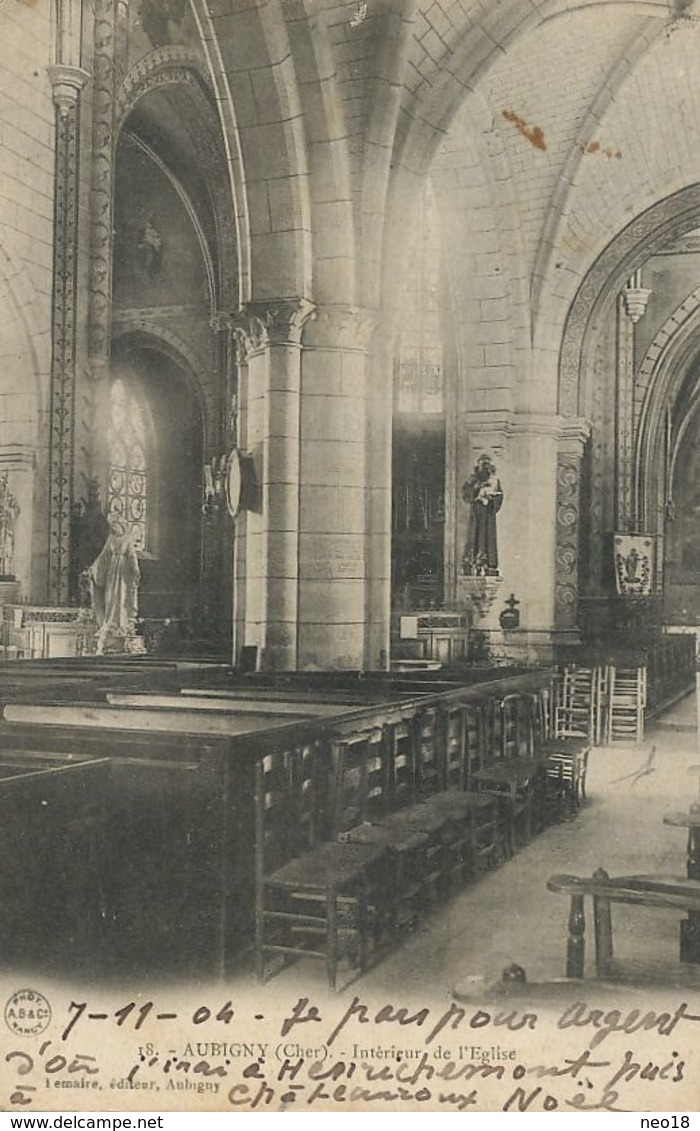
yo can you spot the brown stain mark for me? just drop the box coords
[18,0,40,7]
[579,140,622,159]
[562,232,594,256]
[502,109,547,152]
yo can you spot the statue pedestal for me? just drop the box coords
[77,611,146,656]
[457,574,503,621]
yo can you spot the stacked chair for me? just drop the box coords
[529,681,591,821]
[556,664,606,746]
[606,664,646,745]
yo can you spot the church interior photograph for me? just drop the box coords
[2,0,700,1005]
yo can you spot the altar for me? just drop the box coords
[1,605,82,659]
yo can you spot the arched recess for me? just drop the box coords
[635,290,700,534]
[106,58,234,650]
[659,381,700,625]
[553,187,700,631]
[118,43,249,307]
[108,331,208,634]
[116,51,239,314]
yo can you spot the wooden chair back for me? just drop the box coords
[387,717,416,808]
[254,742,320,877]
[331,727,388,835]
[414,707,442,796]
[500,694,531,759]
[442,704,467,791]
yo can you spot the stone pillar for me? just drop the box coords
[618,270,651,531]
[298,306,381,670]
[226,303,387,671]
[230,300,315,670]
[206,313,236,650]
[80,0,119,498]
[46,62,90,603]
[554,418,591,636]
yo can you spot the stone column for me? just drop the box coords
[553,418,591,636]
[618,270,651,530]
[79,0,119,499]
[299,306,381,670]
[230,300,315,670]
[46,63,90,603]
[206,313,236,650]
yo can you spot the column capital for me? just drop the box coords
[556,415,592,457]
[458,411,513,455]
[302,304,379,351]
[209,311,232,334]
[47,64,91,117]
[221,299,316,362]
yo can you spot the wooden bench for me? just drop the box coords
[547,869,700,977]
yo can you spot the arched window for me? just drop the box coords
[394,183,444,414]
[107,377,150,552]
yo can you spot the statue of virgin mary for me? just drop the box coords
[86,519,141,654]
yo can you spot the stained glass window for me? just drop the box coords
[107,378,149,552]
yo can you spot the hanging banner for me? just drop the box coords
[614,533,654,595]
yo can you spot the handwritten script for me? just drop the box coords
[3,991,698,1111]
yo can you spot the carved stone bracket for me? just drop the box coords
[457,574,503,620]
[47,64,90,117]
[622,286,652,324]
